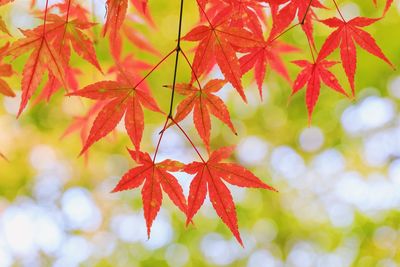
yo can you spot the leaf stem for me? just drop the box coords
[152,117,170,163]
[269,23,300,43]
[195,0,212,27]
[307,34,316,63]
[171,118,206,163]
[180,49,202,90]
[332,0,346,22]
[301,0,313,25]
[60,0,72,44]
[133,48,176,89]
[268,0,313,43]
[42,0,50,34]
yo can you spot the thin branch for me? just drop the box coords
[168,0,185,117]
[152,0,185,163]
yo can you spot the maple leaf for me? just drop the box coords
[50,1,90,22]
[271,0,326,48]
[103,0,158,59]
[52,16,101,71]
[319,17,394,95]
[6,18,68,115]
[68,57,163,154]
[8,3,100,108]
[39,2,101,72]
[183,146,276,245]
[182,10,263,102]
[103,0,128,59]
[219,0,267,37]
[0,43,14,97]
[166,79,236,150]
[112,150,187,237]
[239,37,299,98]
[291,59,349,123]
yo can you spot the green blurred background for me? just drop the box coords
[1,0,400,266]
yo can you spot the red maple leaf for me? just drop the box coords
[239,37,299,98]
[217,0,268,37]
[183,146,276,245]
[167,79,236,150]
[182,10,263,102]
[112,150,187,237]
[46,14,101,71]
[271,0,326,43]
[6,17,68,115]
[103,0,157,59]
[39,8,100,102]
[5,2,100,113]
[291,59,349,123]
[319,16,394,96]
[69,56,162,154]
[103,0,128,59]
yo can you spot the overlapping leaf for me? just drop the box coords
[103,0,128,59]
[167,79,236,150]
[271,0,326,47]
[69,57,162,154]
[5,2,100,113]
[112,150,187,237]
[239,37,298,98]
[182,10,263,102]
[6,19,67,115]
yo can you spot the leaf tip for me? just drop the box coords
[234,232,244,247]
[110,187,119,193]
